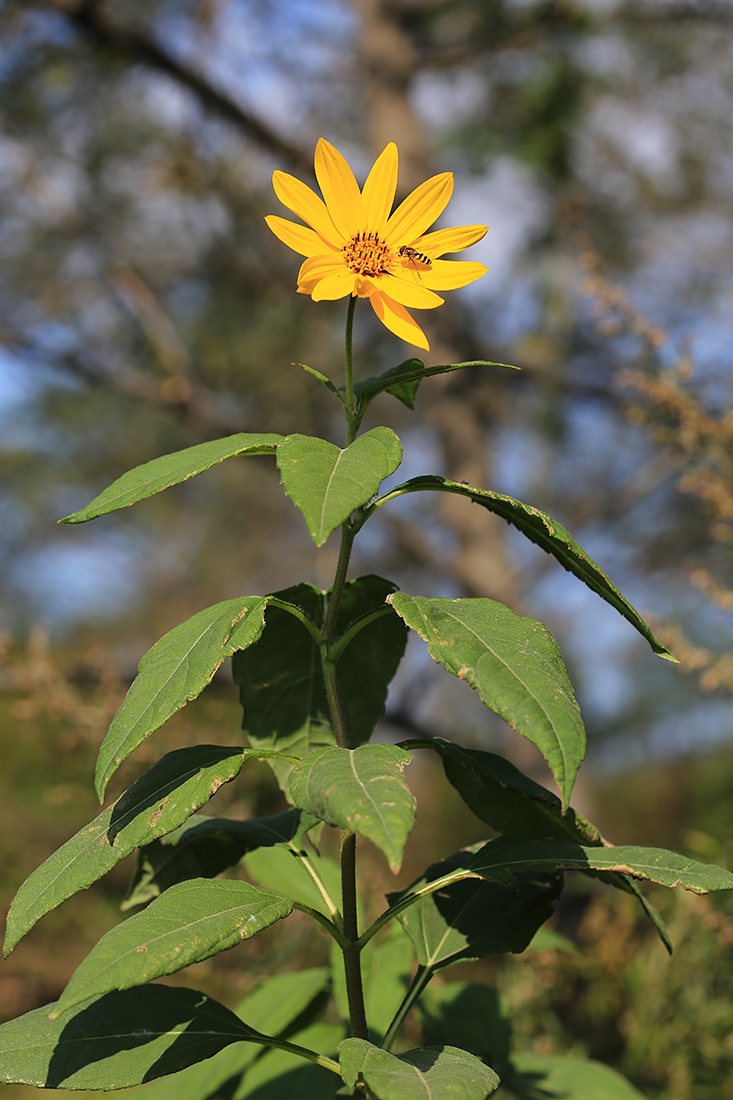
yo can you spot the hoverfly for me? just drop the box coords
[398,245,432,278]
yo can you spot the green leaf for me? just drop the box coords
[4,745,261,955]
[233,577,407,788]
[52,880,293,1019]
[353,359,519,416]
[123,808,315,909]
[61,434,283,523]
[509,1054,648,1099]
[96,596,269,801]
[276,427,402,546]
[401,739,672,953]
[135,968,331,1100]
[297,362,345,404]
[243,845,341,918]
[0,985,261,1090]
[338,1039,500,1100]
[289,745,416,873]
[469,835,733,895]
[389,594,585,809]
[403,736,602,845]
[387,849,561,970]
[370,476,674,662]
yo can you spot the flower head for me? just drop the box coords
[266,139,488,351]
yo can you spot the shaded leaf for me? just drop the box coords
[61,434,282,523]
[53,880,293,1018]
[403,736,601,845]
[4,745,260,955]
[420,983,512,1080]
[469,835,733,895]
[276,427,402,546]
[353,359,519,416]
[0,985,262,1090]
[389,595,585,808]
[123,809,315,909]
[235,1022,343,1100]
[387,850,561,970]
[243,845,341,918]
[96,596,270,801]
[137,968,331,1100]
[402,739,672,952]
[508,1054,648,1100]
[338,1039,500,1100]
[289,744,415,873]
[371,476,674,661]
[233,577,407,789]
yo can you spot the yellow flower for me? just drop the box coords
[265,139,488,351]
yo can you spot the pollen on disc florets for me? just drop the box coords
[343,231,394,277]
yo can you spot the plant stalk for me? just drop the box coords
[341,830,369,1039]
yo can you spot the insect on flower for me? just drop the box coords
[398,245,432,278]
[265,139,488,351]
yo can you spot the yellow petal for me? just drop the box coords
[265,215,334,257]
[297,254,347,294]
[412,224,488,257]
[311,270,356,301]
[384,172,454,246]
[273,170,342,248]
[419,259,488,291]
[370,291,430,351]
[380,273,444,310]
[314,138,366,240]
[362,142,398,231]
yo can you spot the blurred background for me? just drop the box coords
[1,1,732,1097]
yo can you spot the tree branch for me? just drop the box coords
[37,0,313,173]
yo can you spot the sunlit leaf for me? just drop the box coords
[0,985,262,1090]
[52,880,293,1018]
[61,434,282,523]
[353,359,519,415]
[136,969,331,1100]
[338,1039,500,1100]
[4,745,261,955]
[276,427,402,546]
[373,476,674,661]
[289,744,415,873]
[389,594,585,808]
[469,835,733,895]
[95,596,269,800]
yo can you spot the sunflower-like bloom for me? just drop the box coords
[265,139,488,351]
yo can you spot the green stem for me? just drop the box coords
[357,869,476,950]
[321,521,356,649]
[341,830,369,1040]
[325,605,394,666]
[344,293,357,438]
[248,1031,342,1075]
[289,845,343,926]
[381,965,434,1052]
[292,902,349,950]
[268,597,325,645]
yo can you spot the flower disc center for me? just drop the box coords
[343,232,392,277]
